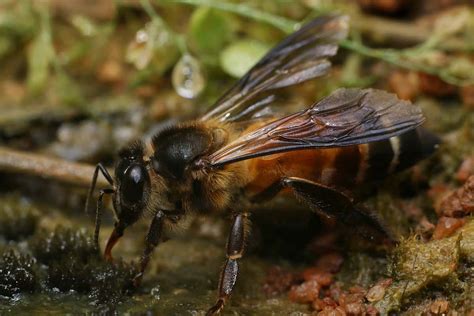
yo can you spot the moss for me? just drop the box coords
[374,219,474,314]
[88,260,138,305]
[29,226,99,265]
[337,252,388,288]
[29,226,137,305]
[47,259,95,293]
[0,195,39,241]
[432,113,474,185]
[46,257,138,304]
[0,249,37,297]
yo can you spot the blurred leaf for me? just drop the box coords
[188,7,232,57]
[0,0,37,37]
[219,39,270,78]
[26,9,54,96]
[446,57,474,82]
[432,7,471,40]
[126,21,179,75]
[53,71,83,108]
[341,54,375,88]
[0,37,13,57]
[70,15,98,37]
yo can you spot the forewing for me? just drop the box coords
[201,15,349,123]
[209,88,425,166]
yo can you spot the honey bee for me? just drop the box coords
[85,15,439,315]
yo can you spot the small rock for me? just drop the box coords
[460,85,474,110]
[456,156,474,182]
[366,278,392,302]
[429,298,449,314]
[262,266,298,297]
[388,70,419,101]
[313,252,344,274]
[288,279,321,303]
[313,297,337,312]
[302,268,333,286]
[97,60,125,85]
[418,72,457,97]
[416,216,436,239]
[317,306,346,316]
[432,216,467,240]
[438,176,474,217]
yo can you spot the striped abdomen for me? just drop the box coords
[244,127,439,194]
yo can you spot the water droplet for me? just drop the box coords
[151,285,160,300]
[136,30,149,43]
[172,54,206,99]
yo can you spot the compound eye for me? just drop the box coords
[121,164,149,207]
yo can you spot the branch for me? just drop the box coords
[0,146,109,188]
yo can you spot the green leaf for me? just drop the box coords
[219,39,270,78]
[126,21,179,75]
[26,12,54,96]
[189,7,232,56]
[54,71,84,107]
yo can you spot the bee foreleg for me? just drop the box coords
[207,212,250,316]
[94,188,115,248]
[282,177,396,245]
[133,210,165,287]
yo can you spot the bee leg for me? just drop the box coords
[282,177,396,245]
[94,188,115,249]
[133,210,165,287]
[207,213,249,316]
[250,180,284,203]
[85,163,114,216]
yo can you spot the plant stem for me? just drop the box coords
[0,147,109,188]
[157,0,297,33]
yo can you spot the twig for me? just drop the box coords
[0,146,109,188]
[351,15,470,52]
[158,0,297,33]
[339,40,470,86]
[158,0,296,33]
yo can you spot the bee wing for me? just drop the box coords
[201,15,349,123]
[208,88,425,167]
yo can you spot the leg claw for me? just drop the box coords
[206,299,225,316]
[132,272,143,288]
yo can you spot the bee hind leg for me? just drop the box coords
[282,177,396,246]
[251,177,396,245]
[207,212,250,316]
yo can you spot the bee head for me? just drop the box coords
[114,141,150,226]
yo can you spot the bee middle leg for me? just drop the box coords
[207,212,249,316]
[133,210,165,287]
